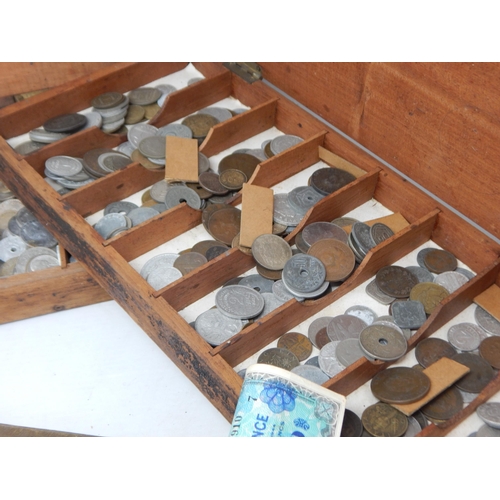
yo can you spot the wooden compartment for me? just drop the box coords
[0,62,499,435]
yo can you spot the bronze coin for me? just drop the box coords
[207,207,242,245]
[307,239,355,282]
[202,203,229,231]
[361,402,408,437]
[452,352,494,393]
[421,385,463,420]
[257,347,300,370]
[423,248,457,274]
[131,149,164,171]
[82,148,115,178]
[198,171,229,195]
[141,189,152,204]
[218,153,260,180]
[125,105,146,125]
[316,328,332,349]
[409,282,449,314]
[252,234,292,271]
[219,169,247,190]
[310,167,357,195]
[273,223,288,236]
[341,409,363,437]
[182,113,219,139]
[479,336,500,369]
[370,366,431,404]
[277,332,313,361]
[415,337,457,367]
[256,263,282,281]
[231,233,253,255]
[375,265,419,299]
[173,252,208,275]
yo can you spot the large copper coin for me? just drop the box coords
[257,347,300,370]
[421,385,463,420]
[370,367,431,404]
[218,153,260,180]
[182,113,219,140]
[341,409,363,437]
[202,203,229,231]
[423,248,457,274]
[479,336,500,369]
[409,282,449,314]
[415,337,457,367]
[310,167,356,195]
[375,265,418,299]
[361,402,408,437]
[452,352,494,393]
[277,332,313,361]
[207,207,241,245]
[307,239,355,282]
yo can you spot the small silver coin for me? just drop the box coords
[94,213,128,239]
[305,356,321,368]
[365,279,395,305]
[475,306,500,336]
[392,301,427,330]
[359,323,408,361]
[257,348,300,370]
[156,123,193,138]
[345,305,378,325]
[245,149,267,161]
[281,278,330,299]
[0,235,27,261]
[29,128,69,144]
[318,341,343,377]
[13,247,57,274]
[82,111,103,129]
[215,285,265,319]
[270,134,303,155]
[239,274,274,294]
[101,118,125,133]
[455,267,475,280]
[28,254,59,271]
[140,253,180,279]
[336,338,365,368]
[116,141,135,157]
[477,403,500,429]
[164,185,202,210]
[15,141,43,155]
[150,180,169,203]
[287,186,324,215]
[127,207,159,226]
[146,266,182,290]
[273,193,304,226]
[406,265,435,283]
[327,314,368,342]
[271,279,304,303]
[103,201,138,216]
[434,271,468,293]
[282,254,326,294]
[194,308,243,346]
[447,323,483,351]
[45,156,83,177]
[404,416,422,437]
[127,123,158,148]
[302,221,348,246]
[20,221,57,247]
[291,365,330,385]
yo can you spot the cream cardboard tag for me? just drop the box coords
[239,184,273,248]
[165,136,198,182]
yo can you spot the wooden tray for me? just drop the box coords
[0,62,499,436]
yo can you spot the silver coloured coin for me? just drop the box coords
[336,338,365,368]
[305,356,321,368]
[239,274,274,293]
[392,301,427,330]
[406,265,435,283]
[20,221,57,247]
[416,248,435,268]
[104,201,138,216]
[447,323,482,351]
[0,235,27,261]
[150,180,169,203]
[197,106,232,122]
[359,323,408,361]
[127,123,158,148]
[261,139,271,149]
[348,231,366,263]
[13,247,57,274]
[15,141,43,155]
[291,365,330,385]
[54,178,94,189]
[287,186,324,215]
[198,153,211,173]
[365,279,395,305]
[327,314,368,342]
[245,149,267,161]
[308,316,333,348]
[147,266,182,290]
[345,305,378,325]
[251,234,292,271]
[270,134,303,155]
[318,341,343,377]
[164,185,202,210]
[94,213,128,239]
[100,106,128,123]
[302,221,348,246]
[351,222,375,255]
[82,111,103,129]
[477,403,500,429]
[455,267,475,280]
[140,253,180,279]
[187,77,203,85]
[331,217,360,227]
[128,207,159,226]
[458,389,477,404]
[101,118,125,133]
[194,308,243,346]
[477,424,500,437]
[138,136,166,159]
[156,123,193,138]
[273,193,304,226]
[434,271,468,293]
[255,292,283,319]
[98,152,131,172]
[45,156,83,177]
[149,157,166,166]
[215,285,265,319]
[475,306,500,336]
[282,278,330,299]
[28,254,59,271]
[404,416,422,437]
[271,279,304,303]
[129,87,162,106]
[116,141,135,157]
[282,254,326,294]
[29,128,69,144]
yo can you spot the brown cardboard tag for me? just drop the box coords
[165,136,199,182]
[239,183,273,248]
[474,284,500,323]
[391,357,470,416]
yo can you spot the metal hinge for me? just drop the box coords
[223,62,263,84]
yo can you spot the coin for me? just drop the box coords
[194,308,243,346]
[146,266,182,290]
[127,123,158,148]
[198,171,229,195]
[345,305,378,325]
[197,106,232,122]
[447,323,483,352]
[205,244,230,261]
[365,279,395,305]
[45,156,83,177]
[359,323,407,361]
[173,252,208,275]
[477,402,500,429]
[391,300,427,329]
[273,193,303,226]
[376,266,419,299]
[477,424,500,437]
[143,103,161,120]
[20,221,57,247]
[218,153,260,180]
[423,248,457,274]
[475,306,500,336]
[327,314,367,342]
[416,247,436,268]
[156,123,193,139]
[406,265,435,283]
[306,238,356,282]
[270,134,303,155]
[434,271,468,293]
[98,152,132,172]
[421,385,463,420]
[182,113,219,141]
[165,185,202,210]
[340,409,363,437]
[369,223,394,246]
[318,341,344,377]
[282,254,326,294]
[287,186,324,215]
[479,336,500,369]
[291,365,330,385]
[239,274,274,294]
[219,169,247,190]
[215,285,265,319]
[207,207,241,245]
[310,167,356,195]
[82,148,116,178]
[128,87,162,106]
[257,347,300,370]
[371,367,431,404]
[140,253,179,279]
[277,332,313,361]
[138,136,166,159]
[409,282,449,314]
[256,263,282,280]
[252,234,292,271]
[43,113,87,133]
[124,104,145,125]
[452,352,494,393]
[362,402,408,437]
[336,338,365,367]
[302,221,348,246]
[415,337,457,367]
[127,207,158,226]
[91,92,124,110]
[272,279,303,303]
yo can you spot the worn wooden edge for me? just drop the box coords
[0,422,95,437]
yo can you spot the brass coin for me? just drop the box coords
[370,367,431,404]
[198,171,229,195]
[341,409,363,437]
[421,385,463,420]
[273,223,288,236]
[452,352,494,393]
[277,332,313,361]
[143,103,161,120]
[307,239,355,282]
[125,105,146,125]
[173,252,208,275]
[231,233,253,255]
[361,402,408,437]
[207,207,241,245]
[257,347,300,370]
[218,153,260,180]
[131,149,164,171]
[141,199,157,208]
[182,113,219,139]
[479,336,500,369]
[252,234,292,271]
[375,265,419,299]
[219,169,247,190]
[256,263,282,281]
[423,248,457,274]
[415,337,457,368]
[409,282,449,314]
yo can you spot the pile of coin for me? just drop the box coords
[26,112,89,147]
[474,402,500,437]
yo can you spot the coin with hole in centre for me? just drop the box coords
[371,367,431,404]
[359,323,407,362]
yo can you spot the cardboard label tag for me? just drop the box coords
[239,184,273,248]
[165,136,199,182]
[474,284,500,323]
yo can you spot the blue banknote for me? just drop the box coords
[229,364,346,437]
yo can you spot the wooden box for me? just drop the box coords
[0,62,499,437]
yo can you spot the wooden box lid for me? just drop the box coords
[260,63,500,241]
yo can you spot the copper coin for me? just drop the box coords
[256,263,282,281]
[198,171,229,195]
[207,207,241,245]
[452,352,494,393]
[409,282,449,314]
[479,336,500,369]
[307,239,355,282]
[173,252,207,275]
[316,329,331,349]
[375,266,419,299]
[302,221,348,246]
[310,167,356,195]
[308,317,333,348]
[257,347,300,370]
[277,332,313,361]
[421,385,463,420]
[182,113,219,140]
[252,234,292,271]
[423,249,457,274]
[361,402,408,437]
[202,203,229,231]
[218,153,260,180]
[370,367,431,404]
[341,409,363,437]
[415,337,457,367]
[219,169,247,190]
[82,148,115,178]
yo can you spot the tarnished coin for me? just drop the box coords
[282,254,326,294]
[327,314,367,342]
[138,136,166,159]
[406,265,435,283]
[277,332,313,361]
[202,203,228,231]
[434,271,468,293]
[475,306,500,336]
[415,337,457,367]
[104,201,138,216]
[291,365,330,385]
[376,266,418,299]
[43,113,87,133]
[447,323,483,352]
[182,113,219,141]
[318,341,343,377]
[362,403,408,437]
[371,367,431,404]
[302,221,348,246]
[207,207,241,245]
[256,263,282,281]
[455,267,475,280]
[351,222,377,256]
[410,282,449,314]
[477,402,500,429]
[15,140,44,155]
[255,292,284,319]
[125,104,146,124]
[287,186,324,215]
[219,169,247,190]
[129,87,162,106]
[365,279,395,305]
[165,185,202,210]
[273,193,304,226]
[257,347,300,370]
[28,254,59,271]
[173,252,207,275]
[452,352,494,393]
[131,149,163,171]
[140,253,179,279]
[270,134,303,155]
[91,92,125,110]
[391,300,427,330]
[194,308,243,346]
[359,323,408,361]
[198,171,229,195]
[336,338,365,368]
[143,103,161,120]
[215,285,265,319]
[218,153,260,180]
[331,217,360,228]
[369,223,394,246]
[94,213,128,239]
[82,148,116,178]
[98,152,132,172]
[341,409,363,437]
[294,231,310,254]
[305,356,320,368]
[307,239,355,282]
[29,128,69,144]
[127,207,158,226]
[252,234,292,271]
[345,305,378,325]
[20,221,57,247]
[421,385,463,420]
[479,336,500,369]
[423,248,457,274]
[206,244,230,261]
[310,167,356,195]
